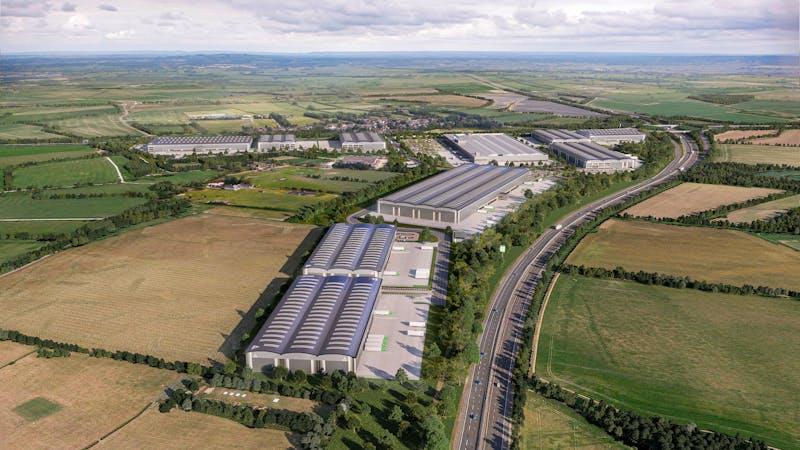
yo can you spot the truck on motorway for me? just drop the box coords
[553,224,563,231]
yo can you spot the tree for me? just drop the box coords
[421,415,448,450]
[389,405,404,427]
[394,368,408,383]
[524,189,534,199]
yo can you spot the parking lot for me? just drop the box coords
[382,242,436,288]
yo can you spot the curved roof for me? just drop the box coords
[246,275,382,358]
[304,224,395,274]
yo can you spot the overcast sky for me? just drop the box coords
[2,0,798,55]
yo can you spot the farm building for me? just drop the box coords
[551,141,641,172]
[340,131,386,152]
[145,136,252,157]
[530,129,590,144]
[245,275,382,374]
[578,128,646,145]
[377,163,531,226]
[303,223,396,277]
[443,133,549,166]
[257,134,296,151]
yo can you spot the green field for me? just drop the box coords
[714,143,800,166]
[38,183,153,195]
[0,144,96,167]
[12,397,63,422]
[139,170,221,185]
[519,393,624,450]
[246,167,396,193]
[0,220,91,235]
[536,275,800,449]
[0,240,45,265]
[0,123,65,140]
[186,188,336,212]
[0,192,148,219]
[759,169,800,181]
[11,158,120,189]
[49,114,138,137]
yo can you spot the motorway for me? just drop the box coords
[455,134,701,450]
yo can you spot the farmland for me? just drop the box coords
[751,129,800,146]
[0,192,148,219]
[714,143,800,166]
[719,194,800,223]
[622,182,783,218]
[0,343,178,449]
[0,144,97,167]
[0,213,320,363]
[713,129,776,142]
[0,241,44,265]
[247,166,397,193]
[11,157,120,189]
[380,94,489,108]
[567,219,800,290]
[535,275,800,448]
[187,188,336,212]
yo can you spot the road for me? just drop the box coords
[455,134,700,450]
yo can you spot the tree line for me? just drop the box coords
[682,162,800,192]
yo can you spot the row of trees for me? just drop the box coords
[562,264,800,299]
[1,153,104,191]
[683,162,800,192]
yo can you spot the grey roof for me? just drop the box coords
[444,133,548,158]
[148,136,252,145]
[577,128,645,137]
[382,164,530,211]
[304,224,396,274]
[551,141,636,161]
[246,275,382,358]
[531,129,588,143]
[259,134,296,143]
[340,131,384,143]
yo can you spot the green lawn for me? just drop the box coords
[246,167,395,193]
[0,192,148,219]
[11,157,120,189]
[186,188,336,212]
[0,144,96,167]
[12,397,63,422]
[536,275,800,449]
[0,240,45,265]
[139,170,221,185]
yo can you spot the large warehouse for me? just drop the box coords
[303,223,396,277]
[443,133,549,165]
[377,163,531,226]
[340,131,386,152]
[577,128,646,145]
[145,136,252,156]
[551,141,641,172]
[257,134,296,151]
[245,275,382,374]
[531,129,590,144]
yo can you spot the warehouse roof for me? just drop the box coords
[246,275,382,358]
[340,131,384,143]
[551,141,636,161]
[578,128,645,137]
[444,133,548,158]
[382,164,530,210]
[259,134,296,143]
[531,129,588,143]
[148,135,252,145]
[304,223,396,274]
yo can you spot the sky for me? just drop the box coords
[1,0,798,55]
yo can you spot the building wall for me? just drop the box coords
[257,142,296,151]
[147,143,251,157]
[341,142,386,152]
[589,135,646,145]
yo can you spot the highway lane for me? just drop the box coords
[455,134,700,450]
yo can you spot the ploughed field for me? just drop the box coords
[535,276,800,449]
[718,193,800,223]
[0,212,319,364]
[567,219,800,291]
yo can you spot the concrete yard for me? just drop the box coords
[382,242,436,288]
[356,293,432,380]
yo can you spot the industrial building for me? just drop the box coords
[530,129,590,144]
[550,141,641,172]
[257,134,296,151]
[377,163,531,226]
[443,133,549,166]
[577,128,646,145]
[303,223,396,277]
[245,275,382,374]
[340,131,386,152]
[145,136,252,156]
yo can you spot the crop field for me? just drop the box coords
[713,129,776,142]
[0,220,90,236]
[139,169,221,185]
[519,393,624,450]
[719,194,800,223]
[752,129,800,146]
[380,94,488,107]
[0,192,147,219]
[0,241,44,265]
[535,275,800,448]
[187,188,337,212]
[622,182,782,218]
[246,166,396,194]
[511,99,603,117]
[0,144,96,167]
[11,157,120,189]
[714,143,800,165]
[0,341,34,366]
[0,213,320,363]
[101,408,293,449]
[0,123,64,140]
[760,169,800,181]
[49,113,139,137]
[567,219,800,290]
[0,344,179,449]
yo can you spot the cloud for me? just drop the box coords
[62,13,92,31]
[1,0,52,17]
[61,2,77,12]
[99,4,118,12]
[105,29,135,39]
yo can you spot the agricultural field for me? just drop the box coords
[0,241,44,266]
[567,219,800,290]
[139,169,221,185]
[246,166,396,193]
[0,341,34,366]
[718,194,800,223]
[10,157,120,189]
[713,129,776,142]
[0,144,97,167]
[49,113,140,137]
[535,275,800,448]
[0,220,90,236]
[714,143,800,166]
[759,169,800,181]
[0,344,179,449]
[100,408,293,449]
[0,123,65,140]
[519,393,624,450]
[751,129,800,146]
[622,182,782,218]
[0,192,148,220]
[511,99,603,117]
[187,188,336,212]
[0,213,320,363]
[380,94,488,108]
